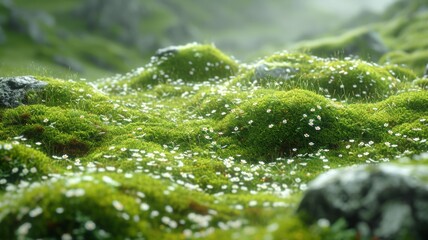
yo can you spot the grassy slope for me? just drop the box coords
[0,43,426,239]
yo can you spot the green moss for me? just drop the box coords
[1,36,428,239]
[219,89,346,159]
[124,43,239,88]
[26,77,108,111]
[189,91,251,120]
[0,172,241,239]
[0,105,108,157]
[413,78,428,89]
[380,50,428,77]
[0,142,61,187]
[234,52,402,102]
[380,11,428,76]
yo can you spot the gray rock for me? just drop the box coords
[298,163,428,239]
[0,76,47,107]
[252,62,297,83]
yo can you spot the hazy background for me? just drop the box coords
[0,0,399,79]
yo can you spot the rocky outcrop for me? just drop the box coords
[0,76,47,107]
[298,163,428,239]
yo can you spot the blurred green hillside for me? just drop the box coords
[0,0,404,79]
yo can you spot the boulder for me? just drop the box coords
[0,76,47,107]
[298,163,428,239]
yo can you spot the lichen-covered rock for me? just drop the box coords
[297,162,428,239]
[0,76,47,107]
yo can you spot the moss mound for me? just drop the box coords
[0,104,108,157]
[0,172,240,239]
[220,89,344,158]
[234,52,409,102]
[413,78,428,89]
[0,142,59,187]
[122,43,239,89]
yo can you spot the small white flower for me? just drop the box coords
[140,203,150,211]
[84,221,96,231]
[3,144,13,150]
[112,200,124,211]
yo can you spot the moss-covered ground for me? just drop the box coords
[0,43,427,239]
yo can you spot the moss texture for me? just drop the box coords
[0,43,427,239]
[110,43,239,90]
[233,52,414,102]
